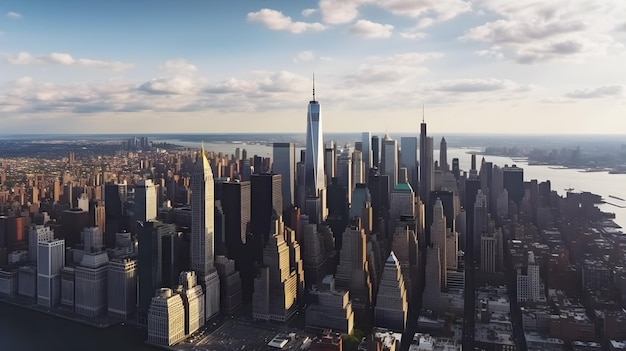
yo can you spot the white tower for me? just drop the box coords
[305,77,325,199]
[191,145,221,320]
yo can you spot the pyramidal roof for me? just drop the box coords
[387,251,399,265]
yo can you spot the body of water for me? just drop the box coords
[0,302,156,351]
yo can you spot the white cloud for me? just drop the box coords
[475,48,504,59]
[346,52,441,83]
[433,78,516,92]
[318,0,470,25]
[160,59,198,75]
[6,11,22,19]
[377,0,471,21]
[139,76,197,95]
[247,9,326,33]
[293,50,315,63]
[0,70,317,117]
[319,0,363,24]
[565,85,624,99]
[350,20,394,39]
[302,8,317,17]
[400,28,427,40]
[5,52,133,70]
[462,0,626,63]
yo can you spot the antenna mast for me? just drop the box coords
[312,72,316,101]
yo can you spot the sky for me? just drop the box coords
[0,0,625,135]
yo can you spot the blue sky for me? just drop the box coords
[1,0,625,134]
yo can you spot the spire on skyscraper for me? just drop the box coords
[312,72,316,102]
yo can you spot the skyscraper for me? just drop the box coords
[251,173,283,249]
[431,199,448,289]
[336,148,352,203]
[37,239,65,307]
[374,252,408,332]
[381,134,398,192]
[272,143,296,210]
[440,137,448,172]
[221,181,251,259]
[305,80,325,199]
[400,137,418,191]
[503,165,524,205]
[191,146,221,320]
[362,132,372,172]
[371,136,380,168]
[252,217,299,322]
[419,120,434,209]
[135,179,157,223]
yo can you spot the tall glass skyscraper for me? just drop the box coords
[272,143,295,209]
[400,137,418,191]
[191,146,221,320]
[305,82,325,198]
[361,132,372,172]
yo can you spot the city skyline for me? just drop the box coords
[1,0,625,135]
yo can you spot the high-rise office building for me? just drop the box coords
[81,226,103,253]
[178,271,205,335]
[135,179,157,223]
[452,158,460,181]
[251,173,283,256]
[336,148,352,203]
[367,168,389,236]
[473,190,488,263]
[221,181,251,258]
[191,146,221,321]
[361,132,372,172]
[400,137,418,191]
[148,288,186,346]
[391,226,418,301]
[77,193,89,211]
[517,251,540,302]
[503,165,524,205]
[29,225,54,262]
[374,252,408,332]
[215,255,243,314]
[107,258,137,320]
[430,199,447,289]
[305,82,325,199]
[381,134,398,192]
[36,239,65,307]
[138,220,175,318]
[272,143,296,210]
[352,150,364,186]
[336,225,373,324]
[419,120,429,206]
[104,182,126,247]
[301,215,328,287]
[371,136,380,168]
[324,141,336,188]
[60,267,75,308]
[252,217,299,322]
[60,208,90,248]
[75,252,109,317]
[306,275,355,334]
[440,137,448,172]
[389,183,415,232]
[480,232,496,274]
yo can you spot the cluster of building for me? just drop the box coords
[1,86,624,350]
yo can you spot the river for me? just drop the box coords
[0,302,157,351]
